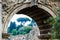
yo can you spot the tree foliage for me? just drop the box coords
[47,7,60,39]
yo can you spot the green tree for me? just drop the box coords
[18,26,32,35]
[11,29,17,36]
[47,7,60,39]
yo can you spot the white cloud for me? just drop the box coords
[11,14,32,22]
[24,21,31,26]
[8,14,32,27]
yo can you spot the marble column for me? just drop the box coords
[0,0,2,40]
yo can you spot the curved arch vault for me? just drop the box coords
[3,4,57,39]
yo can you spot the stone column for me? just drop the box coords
[0,0,2,40]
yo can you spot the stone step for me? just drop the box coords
[40,29,51,34]
[38,34,51,39]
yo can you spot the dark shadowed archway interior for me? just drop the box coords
[16,5,52,39]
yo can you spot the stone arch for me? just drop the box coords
[3,4,57,33]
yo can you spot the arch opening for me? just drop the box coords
[6,13,40,40]
[7,14,40,36]
[3,5,57,39]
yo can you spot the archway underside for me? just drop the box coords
[16,5,52,39]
